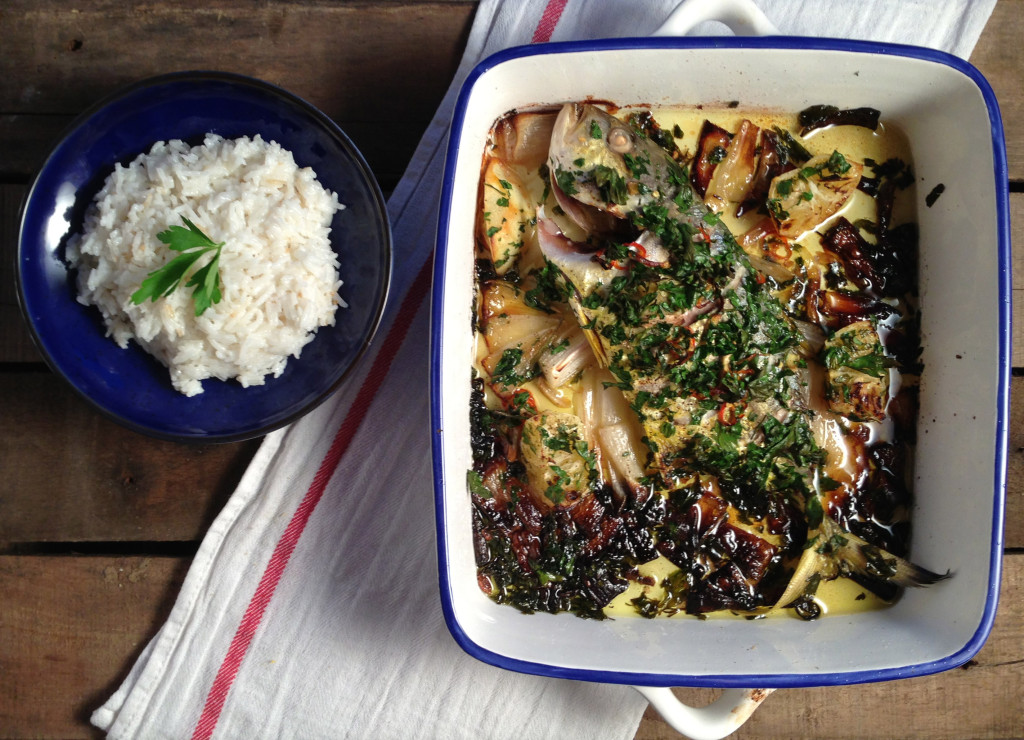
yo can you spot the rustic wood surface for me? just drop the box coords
[0,1,1020,738]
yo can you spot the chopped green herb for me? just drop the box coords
[131,217,225,316]
[467,470,492,499]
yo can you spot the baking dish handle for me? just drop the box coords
[632,686,775,740]
[652,0,780,37]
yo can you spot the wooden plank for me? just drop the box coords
[1010,378,1024,551]
[0,373,260,544]
[0,0,475,115]
[0,0,477,183]
[0,552,1019,739]
[0,1,1019,183]
[970,0,1024,181]
[0,184,41,364]
[0,555,187,738]
[0,115,68,179]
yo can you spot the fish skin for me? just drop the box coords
[547,103,806,472]
[548,103,733,257]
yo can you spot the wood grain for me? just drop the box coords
[0,555,188,738]
[0,372,261,544]
[1,184,43,364]
[0,1,477,185]
[971,0,1024,180]
[0,552,1019,739]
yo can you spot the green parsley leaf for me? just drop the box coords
[131,217,226,317]
[553,167,579,196]
[467,470,492,499]
[591,165,628,205]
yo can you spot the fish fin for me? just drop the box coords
[775,517,950,610]
[837,533,952,588]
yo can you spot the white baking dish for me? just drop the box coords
[430,3,1008,735]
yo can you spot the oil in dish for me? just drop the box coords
[468,101,947,620]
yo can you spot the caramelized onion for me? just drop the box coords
[792,319,826,356]
[492,109,558,169]
[737,129,789,217]
[538,329,594,388]
[768,153,863,239]
[691,120,732,199]
[577,368,649,496]
[704,119,760,213]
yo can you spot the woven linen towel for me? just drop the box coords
[92,0,996,737]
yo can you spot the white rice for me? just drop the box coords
[67,134,345,397]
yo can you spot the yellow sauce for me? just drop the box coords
[604,554,887,619]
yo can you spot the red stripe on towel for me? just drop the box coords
[191,255,434,740]
[192,4,568,732]
[532,0,568,42]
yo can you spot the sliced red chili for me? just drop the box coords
[717,401,745,426]
[626,241,647,259]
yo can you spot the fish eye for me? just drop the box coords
[608,127,632,154]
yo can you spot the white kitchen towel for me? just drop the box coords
[92,0,996,738]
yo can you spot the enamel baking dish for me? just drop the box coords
[430,1,1009,736]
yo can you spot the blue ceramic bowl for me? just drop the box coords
[17,71,391,442]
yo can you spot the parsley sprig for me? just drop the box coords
[131,217,225,316]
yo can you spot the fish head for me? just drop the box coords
[548,103,684,219]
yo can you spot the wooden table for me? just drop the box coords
[1,2,1021,737]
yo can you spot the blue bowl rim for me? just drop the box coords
[429,35,1010,688]
[16,69,393,444]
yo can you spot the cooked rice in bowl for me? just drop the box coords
[68,133,345,396]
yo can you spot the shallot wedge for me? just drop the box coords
[768,152,863,239]
[492,109,558,169]
[536,211,624,368]
[704,119,760,213]
[478,281,561,393]
[537,326,593,389]
[479,159,533,276]
[576,368,650,501]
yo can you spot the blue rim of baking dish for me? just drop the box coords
[430,35,1009,689]
[16,70,392,443]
